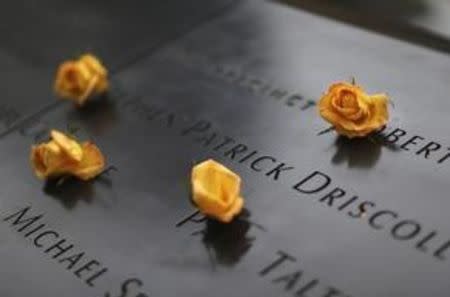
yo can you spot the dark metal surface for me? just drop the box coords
[0,0,450,296]
[301,0,450,39]
[278,0,450,55]
[0,0,236,134]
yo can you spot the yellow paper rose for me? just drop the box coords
[54,54,109,106]
[31,130,105,181]
[318,82,389,138]
[191,159,244,223]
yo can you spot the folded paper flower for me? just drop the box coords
[31,130,105,181]
[191,159,244,223]
[318,81,389,138]
[54,54,109,106]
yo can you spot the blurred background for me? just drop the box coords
[279,0,450,53]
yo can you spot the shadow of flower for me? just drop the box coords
[43,177,95,209]
[193,209,255,268]
[331,131,402,169]
[332,136,382,168]
[42,167,116,209]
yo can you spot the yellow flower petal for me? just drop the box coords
[50,130,83,162]
[191,159,244,223]
[31,144,50,179]
[80,54,108,78]
[30,142,78,179]
[54,54,109,106]
[318,81,389,138]
[30,131,105,181]
[72,142,105,181]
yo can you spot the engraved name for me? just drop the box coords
[2,206,108,287]
[122,97,450,263]
[166,47,450,169]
